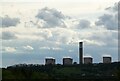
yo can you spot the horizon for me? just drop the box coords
[2,61,120,69]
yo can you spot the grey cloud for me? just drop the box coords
[95,14,118,30]
[95,2,119,30]
[88,31,118,47]
[77,19,91,29]
[95,3,120,30]
[2,31,17,40]
[36,7,65,28]
[0,15,20,27]
[105,3,118,12]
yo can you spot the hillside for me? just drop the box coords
[2,62,120,81]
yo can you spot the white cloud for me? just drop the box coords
[39,46,62,51]
[52,47,62,51]
[68,50,74,52]
[4,47,16,53]
[1,27,53,41]
[23,45,34,51]
[83,39,105,46]
[39,46,51,50]
[48,28,78,45]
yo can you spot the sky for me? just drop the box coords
[0,0,119,67]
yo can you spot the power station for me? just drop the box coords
[45,42,112,65]
[84,57,93,64]
[45,57,55,65]
[103,57,111,63]
[79,42,83,64]
[63,58,73,65]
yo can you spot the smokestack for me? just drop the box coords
[79,42,83,64]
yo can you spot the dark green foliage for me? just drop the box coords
[2,62,120,81]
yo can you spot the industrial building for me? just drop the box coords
[63,58,73,65]
[84,57,93,64]
[103,57,112,63]
[44,42,113,65]
[45,58,55,65]
[79,42,83,64]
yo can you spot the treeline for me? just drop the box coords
[2,62,120,81]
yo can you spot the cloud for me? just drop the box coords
[1,31,17,40]
[87,30,118,47]
[105,3,118,12]
[39,46,51,50]
[77,19,91,29]
[48,28,78,45]
[39,46,62,51]
[95,14,118,30]
[95,3,118,30]
[23,45,34,51]
[83,39,105,46]
[33,29,52,39]
[52,47,62,51]
[3,47,16,53]
[0,15,20,27]
[36,7,66,28]
[15,28,53,41]
[68,50,74,52]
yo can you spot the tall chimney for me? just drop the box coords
[79,42,83,64]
